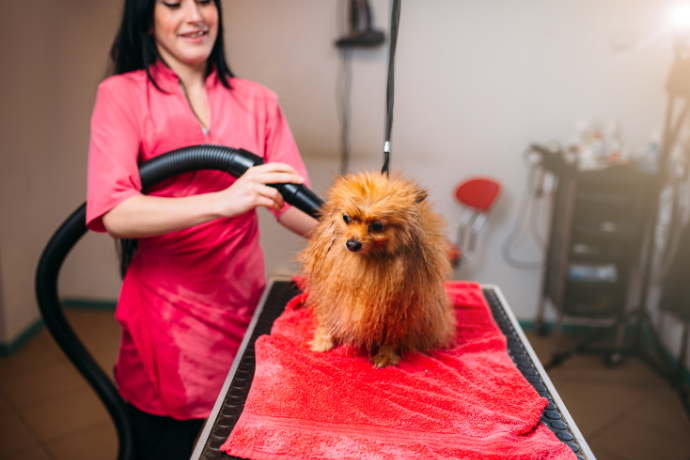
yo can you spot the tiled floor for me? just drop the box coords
[1,309,689,459]
[527,333,690,460]
[0,310,119,460]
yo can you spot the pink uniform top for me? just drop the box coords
[86,61,310,420]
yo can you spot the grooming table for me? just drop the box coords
[191,278,595,460]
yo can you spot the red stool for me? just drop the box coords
[452,178,501,265]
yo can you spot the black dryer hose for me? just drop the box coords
[35,145,323,460]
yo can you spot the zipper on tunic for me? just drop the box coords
[178,80,210,137]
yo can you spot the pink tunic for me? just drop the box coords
[86,61,309,420]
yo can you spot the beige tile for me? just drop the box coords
[54,348,118,385]
[31,328,62,350]
[74,341,121,364]
[523,332,555,362]
[588,444,628,460]
[19,388,109,442]
[591,417,690,460]
[47,312,120,381]
[4,445,54,460]
[626,386,690,446]
[560,397,624,440]
[89,334,121,358]
[524,331,580,363]
[524,332,667,388]
[555,380,649,413]
[548,355,667,390]
[546,355,604,385]
[64,309,118,331]
[90,349,117,381]
[0,411,41,457]
[0,361,88,408]
[64,310,121,352]
[52,312,121,376]
[0,392,12,415]
[46,421,117,460]
[0,332,64,380]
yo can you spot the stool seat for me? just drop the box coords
[454,177,501,264]
[455,178,501,212]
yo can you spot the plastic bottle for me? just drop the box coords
[605,121,622,163]
[574,120,600,170]
[590,126,605,159]
[639,129,661,172]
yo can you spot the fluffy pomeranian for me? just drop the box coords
[299,171,456,368]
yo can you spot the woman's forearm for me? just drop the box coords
[103,193,224,239]
[102,162,308,239]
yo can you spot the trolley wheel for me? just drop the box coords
[605,351,623,367]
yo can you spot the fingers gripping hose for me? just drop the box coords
[138,145,322,217]
[35,145,323,460]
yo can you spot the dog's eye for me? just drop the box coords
[343,214,351,224]
[369,221,384,233]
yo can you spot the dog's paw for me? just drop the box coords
[372,346,401,368]
[310,328,335,353]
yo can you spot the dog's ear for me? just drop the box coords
[414,189,428,203]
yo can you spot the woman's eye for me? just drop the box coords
[196,0,212,4]
[343,214,351,224]
[163,2,181,7]
[369,221,384,232]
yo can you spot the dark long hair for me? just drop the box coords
[109,0,235,277]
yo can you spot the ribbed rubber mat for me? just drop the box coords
[483,288,585,459]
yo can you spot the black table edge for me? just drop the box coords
[190,277,277,460]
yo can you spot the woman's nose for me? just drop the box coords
[184,0,204,23]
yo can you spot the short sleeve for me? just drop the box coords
[262,97,311,220]
[86,79,143,232]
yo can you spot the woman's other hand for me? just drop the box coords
[212,162,304,216]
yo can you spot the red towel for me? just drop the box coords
[221,282,576,460]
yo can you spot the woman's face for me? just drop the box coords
[153,0,219,69]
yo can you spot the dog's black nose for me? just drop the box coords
[346,240,362,252]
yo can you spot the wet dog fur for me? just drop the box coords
[299,171,455,368]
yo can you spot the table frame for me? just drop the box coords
[191,278,595,460]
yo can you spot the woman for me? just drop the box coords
[86,0,317,458]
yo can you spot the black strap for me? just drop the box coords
[382,0,401,176]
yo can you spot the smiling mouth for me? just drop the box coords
[180,30,208,39]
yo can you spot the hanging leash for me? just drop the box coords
[381,0,401,176]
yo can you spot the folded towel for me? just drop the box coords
[221,282,576,460]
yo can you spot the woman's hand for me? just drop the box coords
[212,162,305,217]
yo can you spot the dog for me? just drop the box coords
[299,171,456,368]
